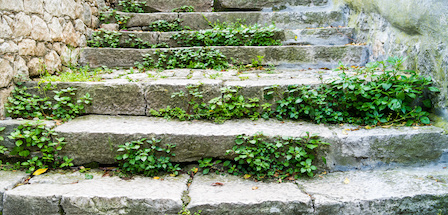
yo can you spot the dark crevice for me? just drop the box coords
[58,198,66,215]
[140,84,148,116]
[295,183,316,213]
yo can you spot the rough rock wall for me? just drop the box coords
[336,0,448,117]
[0,0,106,118]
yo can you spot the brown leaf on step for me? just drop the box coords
[54,119,63,126]
[187,183,191,187]
[71,181,79,184]
[102,172,111,177]
[211,182,224,186]
[287,176,295,181]
[252,186,258,190]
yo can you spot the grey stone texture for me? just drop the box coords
[298,165,448,214]
[3,171,189,215]
[216,0,329,11]
[117,0,213,12]
[36,115,447,169]
[111,10,345,30]
[80,45,369,69]
[0,171,29,212]
[188,174,313,214]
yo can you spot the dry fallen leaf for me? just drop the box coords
[343,178,350,184]
[365,125,372,129]
[252,186,258,190]
[243,174,251,179]
[169,174,177,177]
[33,168,48,176]
[211,182,224,186]
[342,130,348,135]
[153,176,160,180]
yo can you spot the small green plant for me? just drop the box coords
[99,10,130,29]
[125,34,169,49]
[116,138,181,177]
[150,85,272,123]
[172,5,195,13]
[88,29,122,48]
[172,20,282,47]
[119,0,146,13]
[178,205,201,215]
[273,57,439,125]
[197,132,328,180]
[6,121,72,173]
[148,19,188,32]
[138,47,229,70]
[5,83,91,121]
[40,66,106,82]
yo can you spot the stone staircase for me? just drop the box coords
[1,0,448,214]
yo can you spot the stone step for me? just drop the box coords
[1,115,443,171]
[103,27,354,48]
[24,68,350,116]
[2,166,448,214]
[80,45,368,68]
[114,0,329,13]
[106,11,346,30]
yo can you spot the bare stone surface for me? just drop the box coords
[0,41,19,54]
[3,171,188,215]
[0,58,14,88]
[0,17,13,39]
[62,22,80,47]
[216,0,328,11]
[81,3,92,27]
[0,171,29,212]
[14,56,29,78]
[48,17,63,41]
[24,0,44,14]
[100,23,119,31]
[18,39,36,56]
[188,174,313,214]
[0,86,14,119]
[297,165,448,214]
[35,42,48,57]
[31,15,51,41]
[0,0,24,12]
[44,50,61,74]
[27,57,44,77]
[13,12,32,37]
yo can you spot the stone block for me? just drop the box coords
[13,12,32,37]
[18,39,36,56]
[31,15,51,42]
[0,58,14,88]
[0,0,24,12]
[24,0,44,14]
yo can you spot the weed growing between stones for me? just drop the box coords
[99,9,131,29]
[0,121,73,173]
[5,82,91,121]
[272,57,439,125]
[87,29,170,49]
[172,5,195,13]
[115,138,181,177]
[39,66,110,82]
[150,57,439,126]
[198,132,328,180]
[136,47,229,70]
[148,19,190,32]
[149,85,272,123]
[172,20,282,47]
[118,0,146,13]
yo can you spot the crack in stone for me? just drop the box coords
[58,198,66,215]
[140,83,149,116]
[295,182,316,213]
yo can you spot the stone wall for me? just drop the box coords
[335,0,448,119]
[0,0,106,118]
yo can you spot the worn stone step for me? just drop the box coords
[1,115,439,171]
[104,27,354,48]
[106,11,346,30]
[24,68,349,116]
[114,0,329,13]
[215,0,330,11]
[80,45,368,68]
[0,171,29,213]
[2,166,448,214]
[2,170,189,215]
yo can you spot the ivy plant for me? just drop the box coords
[6,121,73,173]
[172,6,195,13]
[116,138,181,177]
[147,19,189,32]
[5,82,91,121]
[119,0,146,13]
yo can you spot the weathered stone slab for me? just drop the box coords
[3,171,188,215]
[51,115,448,169]
[0,171,28,212]
[109,11,345,30]
[117,0,213,12]
[23,82,147,116]
[215,0,328,11]
[297,166,448,214]
[80,45,369,69]
[187,174,313,214]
